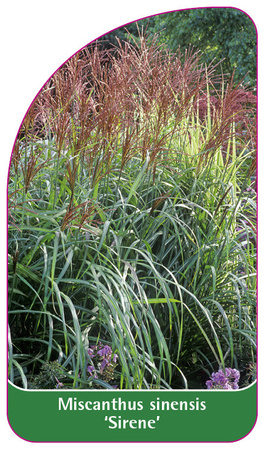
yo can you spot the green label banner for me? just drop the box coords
[8,381,257,442]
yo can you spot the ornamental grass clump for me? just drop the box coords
[8,32,256,389]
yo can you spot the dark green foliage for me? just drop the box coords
[96,21,147,50]
[143,8,257,86]
[100,8,256,87]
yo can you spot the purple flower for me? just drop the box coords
[86,342,118,384]
[87,364,98,379]
[97,345,112,357]
[100,358,109,372]
[206,367,240,390]
[87,365,95,376]
[206,380,213,389]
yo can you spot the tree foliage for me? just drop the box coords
[98,8,257,87]
[150,8,256,86]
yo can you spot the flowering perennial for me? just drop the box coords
[206,368,240,390]
[87,342,118,384]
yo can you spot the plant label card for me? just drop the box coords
[7,3,257,444]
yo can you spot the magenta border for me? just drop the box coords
[6,5,259,444]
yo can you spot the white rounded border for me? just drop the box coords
[1,1,263,449]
